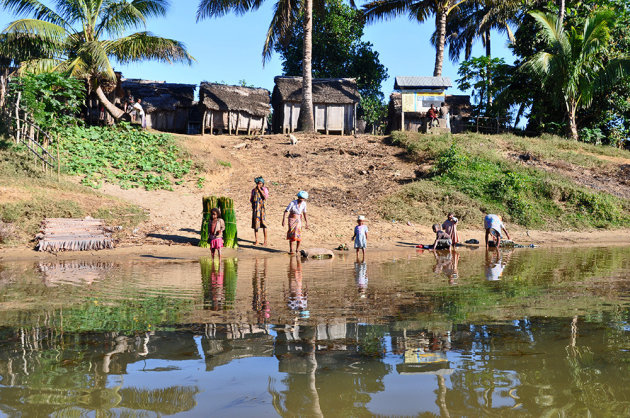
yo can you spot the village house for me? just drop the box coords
[198,82,271,135]
[121,79,196,133]
[386,76,471,134]
[271,76,361,135]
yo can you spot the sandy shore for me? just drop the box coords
[2,227,629,263]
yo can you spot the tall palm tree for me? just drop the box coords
[525,10,630,140]
[362,0,468,77]
[197,0,317,132]
[0,0,193,120]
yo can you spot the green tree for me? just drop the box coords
[197,0,317,132]
[0,0,193,120]
[523,9,630,140]
[362,0,467,77]
[274,0,388,129]
[456,55,512,116]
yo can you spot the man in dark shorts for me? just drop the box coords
[431,224,453,250]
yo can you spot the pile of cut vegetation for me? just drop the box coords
[0,137,146,246]
[382,132,630,230]
[59,123,193,190]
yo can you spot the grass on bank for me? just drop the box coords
[0,137,146,246]
[382,132,630,230]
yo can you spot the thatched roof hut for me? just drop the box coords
[272,77,360,134]
[198,83,271,135]
[121,79,196,132]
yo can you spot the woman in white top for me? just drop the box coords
[132,98,146,129]
[282,191,309,254]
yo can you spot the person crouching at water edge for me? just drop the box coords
[484,214,510,249]
[352,215,368,260]
[209,208,225,261]
[282,191,309,254]
[432,224,453,251]
[250,176,269,246]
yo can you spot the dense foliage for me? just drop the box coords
[59,123,192,190]
[275,0,389,128]
[384,132,630,229]
[9,73,85,132]
[510,0,630,145]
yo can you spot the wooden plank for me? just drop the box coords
[202,110,207,136]
[210,110,214,135]
[235,112,240,135]
[325,105,329,135]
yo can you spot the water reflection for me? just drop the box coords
[201,258,238,311]
[484,248,513,281]
[286,257,308,319]
[39,260,117,287]
[0,246,630,415]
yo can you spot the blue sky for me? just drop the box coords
[0,1,516,97]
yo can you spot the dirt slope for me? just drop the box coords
[97,133,630,251]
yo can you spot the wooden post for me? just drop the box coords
[57,133,61,182]
[228,111,232,135]
[247,115,252,136]
[353,103,357,135]
[325,105,329,135]
[235,112,240,135]
[15,92,21,144]
[209,110,214,135]
[313,105,317,132]
[201,110,207,136]
[289,104,293,134]
[340,105,345,135]
[401,110,405,132]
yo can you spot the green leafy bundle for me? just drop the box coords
[218,197,238,249]
[223,258,238,310]
[199,196,218,248]
[59,123,192,190]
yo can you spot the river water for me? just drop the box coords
[1,246,630,416]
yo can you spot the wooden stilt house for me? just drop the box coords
[198,83,271,135]
[271,77,361,135]
[121,79,196,132]
[387,92,472,134]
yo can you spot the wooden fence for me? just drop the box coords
[0,91,59,176]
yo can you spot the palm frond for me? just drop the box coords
[53,0,89,26]
[590,58,630,105]
[3,18,69,43]
[362,0,417,24]
[0,0,67,26]
[521,51,553,79]
[16,57,63,74]
[262,0,300,63]
[71,39,115,79]
[528,10,562,46]
[128,0,170,18]
[96,0,148,37]
[107,31,194,65]
[197,0,266,21]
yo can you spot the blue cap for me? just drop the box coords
[297,191,309,199]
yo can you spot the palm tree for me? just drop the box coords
[362,0,468,77]
[197,0,317,132]
[0,0,193,120]
[525,10,630,140]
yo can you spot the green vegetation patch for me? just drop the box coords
[59,123,192,190]
[382,132,630,229]
[0,137,146,245]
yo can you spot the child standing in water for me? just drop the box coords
[209,208,225,261]
[352,215,368,260]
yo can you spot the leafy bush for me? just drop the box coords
[9,73,85,132]
[59,123,192,190]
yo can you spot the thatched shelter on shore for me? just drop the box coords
[387,92,472,134]
[271,76,361,135]
[121,79,196,133]
[198,82,271,135]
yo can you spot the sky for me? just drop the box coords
[0,1,517,98]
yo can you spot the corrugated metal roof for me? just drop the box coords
[394,76,453,89]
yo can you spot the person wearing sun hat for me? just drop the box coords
[250,176,269,245]
[282,191,309,254]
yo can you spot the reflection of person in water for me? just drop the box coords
[286,256,308,318]
[433,250,460,284]
[485,249,513,281]
[354,261,368,297]
[209,262,225,310]
[252,258,270,323]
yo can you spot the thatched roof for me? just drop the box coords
[273,76,360,104]
[199,82,270,117]
[389,92,472,117]
[121,79,196,113]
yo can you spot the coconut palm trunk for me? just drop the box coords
[95,85,124,120]
[558,0,565,26]
[568,100,578,141]
[433,4,448,77]
[297,0,315,132]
